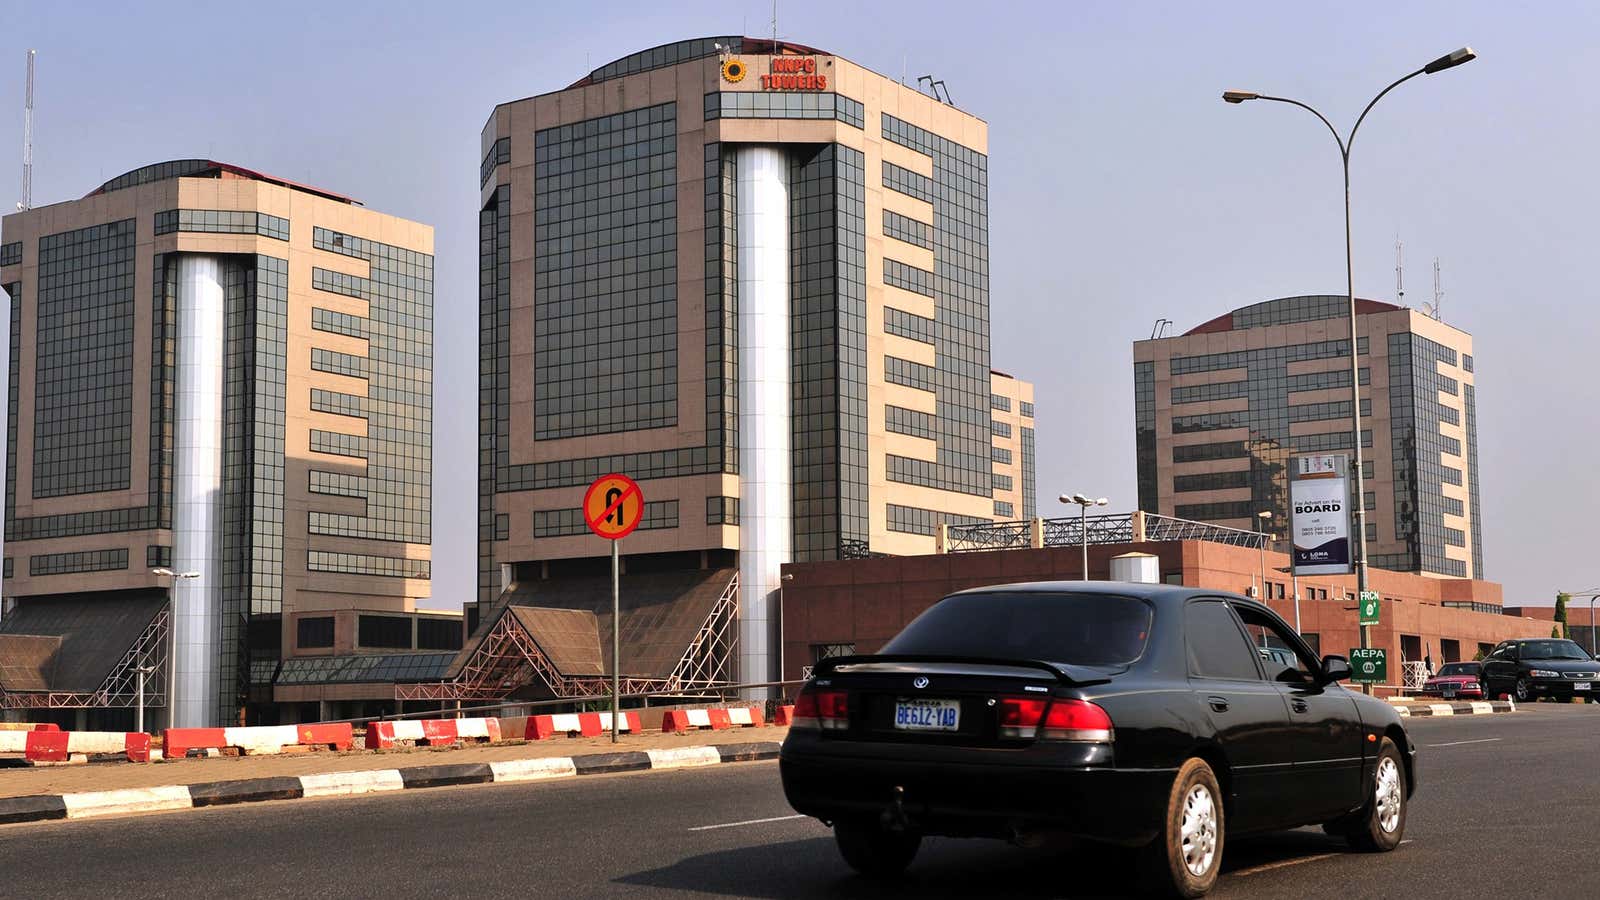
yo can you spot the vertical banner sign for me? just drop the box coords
[584,474,644,743]
[1291,454,1352,576]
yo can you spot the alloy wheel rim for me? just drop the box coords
[1516,680,1529,701]
[1180,783,1217,876]
[1375,757,1403,834]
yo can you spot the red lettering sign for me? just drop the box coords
[761,58,826,91]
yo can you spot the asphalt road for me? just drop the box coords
[0,705,1594,899]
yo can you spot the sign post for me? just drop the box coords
[583,473,644,743]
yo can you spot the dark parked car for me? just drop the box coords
[1419,661,1485,699]
[1480,638,1600,703]
[780,583,1416,898]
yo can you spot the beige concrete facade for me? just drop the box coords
[0,163,434,661]
[1133,296,1481,580]
[987,370,1036,520]
[479,39,1036,581]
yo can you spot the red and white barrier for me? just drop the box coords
[363,717,502,750]
[661,706,760,733]
[772,705,795,726]
[0,730,152,763]
[525,711,641,740]
[0,722,61,732]
[165,722,355,758]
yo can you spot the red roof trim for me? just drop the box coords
[88,159,358,205]
[1181,298,1406,336]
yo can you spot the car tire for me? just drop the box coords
[1142,757,1224,898]
[833,820,920,879]
[1515,678,1533,703]
[1346,737,1407,853]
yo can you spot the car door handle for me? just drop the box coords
[1208,696,1230,713]
[1291,699,1309,714]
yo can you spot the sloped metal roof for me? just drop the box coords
[0,591,167,692]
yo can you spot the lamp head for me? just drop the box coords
[1222,90,1260,104]
[1423,47,1476,74]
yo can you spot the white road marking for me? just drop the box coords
[1425,738,1501,748]
[1231,840,1411,877]
[1232,853,1339,876]
[688,814,808,832]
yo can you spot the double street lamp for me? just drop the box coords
[1060,493,1108,580]
[1223,47,1476,651]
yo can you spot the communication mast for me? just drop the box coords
[1422,258,1444,321]
[1394,237,1404,305]
[19,49,34,211]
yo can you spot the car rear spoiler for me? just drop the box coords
[810,654,1115,687]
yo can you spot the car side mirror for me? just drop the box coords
[1320,655,1352,683]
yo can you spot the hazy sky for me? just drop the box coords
[1,1,1592,608]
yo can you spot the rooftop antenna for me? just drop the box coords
[1150,317,1173,340]
[771,0,778,48]
[1394,236,1404,306]
[19,49,34,211]
[1422,258,1444,321]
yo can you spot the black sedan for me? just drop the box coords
[1480,638,1600,703]
[780,583,1417,898]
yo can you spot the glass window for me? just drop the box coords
[1185,600,1262,680]
[1235,605,1318,683]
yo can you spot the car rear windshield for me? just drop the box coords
[880,591,1153,667]
[1520,640,1592,660]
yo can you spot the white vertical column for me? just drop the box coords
[171,255,225,728]
[735,146,791,696]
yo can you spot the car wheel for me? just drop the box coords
[1143,757,1224,898]
[833,820,920,879]
[1515,678,1533,703]
[1347,737,1407,852]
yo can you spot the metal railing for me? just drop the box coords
[307,678,809,728]
[945,510,1269,554]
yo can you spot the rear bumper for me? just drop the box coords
[779,738,1175,845]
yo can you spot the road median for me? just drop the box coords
[0,737,784,827]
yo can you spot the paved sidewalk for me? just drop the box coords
[0,725,787,799]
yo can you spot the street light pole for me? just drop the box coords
[152,567,200,731]
[1061,494,1108,580]
[1256,511,1273,600]
[1223,47,1476,655]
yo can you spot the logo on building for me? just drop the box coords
[721,58,746,83]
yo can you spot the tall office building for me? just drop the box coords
[0,160,435,727]
[1134,295,1482,579]
[471,37,1036,691]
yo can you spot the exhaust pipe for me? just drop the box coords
[881,785,911,832]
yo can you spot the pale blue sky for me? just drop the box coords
[1,1,1592,607]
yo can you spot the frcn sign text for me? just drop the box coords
[761,57,827,90]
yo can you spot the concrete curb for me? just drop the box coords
[0,740,783,827]
[1395,700,1515,717]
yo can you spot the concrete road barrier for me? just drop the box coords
[1395,700,1516,717]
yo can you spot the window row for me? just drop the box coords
[702,91,863,128]
[153,209,288,241]
[29,547,127,576]
[885,503,989,536]
[532,500,680,537]
[884,404,935,439]
[884,306,935,344]
[308,550,430,579]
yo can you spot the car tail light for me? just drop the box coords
[997,698,1047,739]
[791,688,849,731]
[997,697,1113,742]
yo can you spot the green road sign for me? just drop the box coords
[1359,590,1381,626]
[1349,648,1387,684]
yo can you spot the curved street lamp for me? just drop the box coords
[1222,47,1476,658]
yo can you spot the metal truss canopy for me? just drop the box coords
[0,605,170,710]
[396,573,739,702]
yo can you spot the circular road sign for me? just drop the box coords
[583,473,644,540]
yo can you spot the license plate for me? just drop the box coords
[894,698,960,732]
[1442,687,1457,698]
[1577,683,1591,692]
